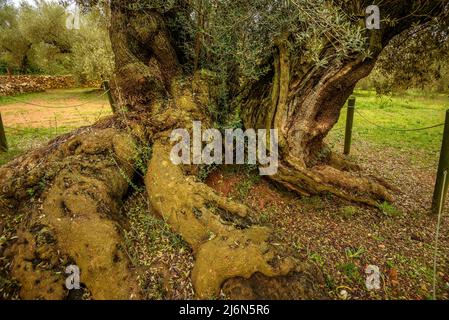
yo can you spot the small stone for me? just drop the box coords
[339,289,348,300]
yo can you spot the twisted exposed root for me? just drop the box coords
[146,141,314,299]
[1,128,141,299]
[271,158,393,207]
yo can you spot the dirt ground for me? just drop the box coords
[0,89,111,129]
[115,135,449,300]
[1,89,448,300]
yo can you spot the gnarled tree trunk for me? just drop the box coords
[0,0,446,300]
[239,1,445,205]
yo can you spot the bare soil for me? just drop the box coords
[201,137,449,300]
[1,100,110,129]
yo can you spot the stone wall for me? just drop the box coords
[0,75,77,96]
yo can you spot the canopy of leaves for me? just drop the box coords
[361,10,449,93]
[0,0,113,82]
[159,0,368,80]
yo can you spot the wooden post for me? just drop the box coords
[0,112,8,153]
[6,67,12,80]
[102,80,117,114]
[343,97,356,155]
[432,109,449,214]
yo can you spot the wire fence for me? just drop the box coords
[333,98,449,174]
[0,86,112,158]
[354,108,445,132]
[1,89,110,109]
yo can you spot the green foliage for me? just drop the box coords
[309,252,325,267]
[235,168,261,199]
[359,16,449,93]
[0,1,32,73]
[69,7,114,83]
[197,0,367,79]
[377,201,401,217]
[338,261,362,283]
[135,144,152,176]
[197,164,217,182]
[329,89,449,163]
[345,247,365,259]
[338,205,357,220]
[0,1,113,81]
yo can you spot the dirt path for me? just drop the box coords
[0,90,112,129]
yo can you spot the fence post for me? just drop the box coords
[102,80,117,114]
[432,109,449,214]
[343,97,356,155]
[0,112,8,153]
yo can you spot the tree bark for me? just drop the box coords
[1,0,446,300]
[238,2,446,205]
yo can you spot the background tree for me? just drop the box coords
[0,0,113,81]
[0,0,33,73]
[361,14,449,93]
[69,5,114,83]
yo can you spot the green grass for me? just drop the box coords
[338,205,357,219]
[0,88,109,166]
[337,261,363,284]
[377,201,401,217]
[329,89,449,165]
[0,127,69,166]
[0,88,105,106]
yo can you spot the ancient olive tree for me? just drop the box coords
[108,0,447,205]
[0,0,446,299]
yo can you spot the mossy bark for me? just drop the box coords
[238,45,393,206]
[0,0,445,299]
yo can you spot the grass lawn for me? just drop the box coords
[0,88,105,106]
[0,127,68,166]
[329,90,449,166]
[0,88,110,166]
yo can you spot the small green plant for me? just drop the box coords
[338,262,362,283]
[302,196,324,208]
[345,247,365,259]
[235,172,260,199]
[26,188,35,197]
[338,206,357,219]
[259,211,270,224]
[38,177,47,191]
[324,274,337,291]
[377,201,401,217]
[198,164,217,182]
[135,145,152,175]
[309,252,325,267]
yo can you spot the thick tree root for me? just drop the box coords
[271,157,393,207]
[145,141,323,299]
[0,127,141,299]
[0,77,326,300]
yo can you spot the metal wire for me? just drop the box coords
[0,90,110,109]
[355,109,445,132]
